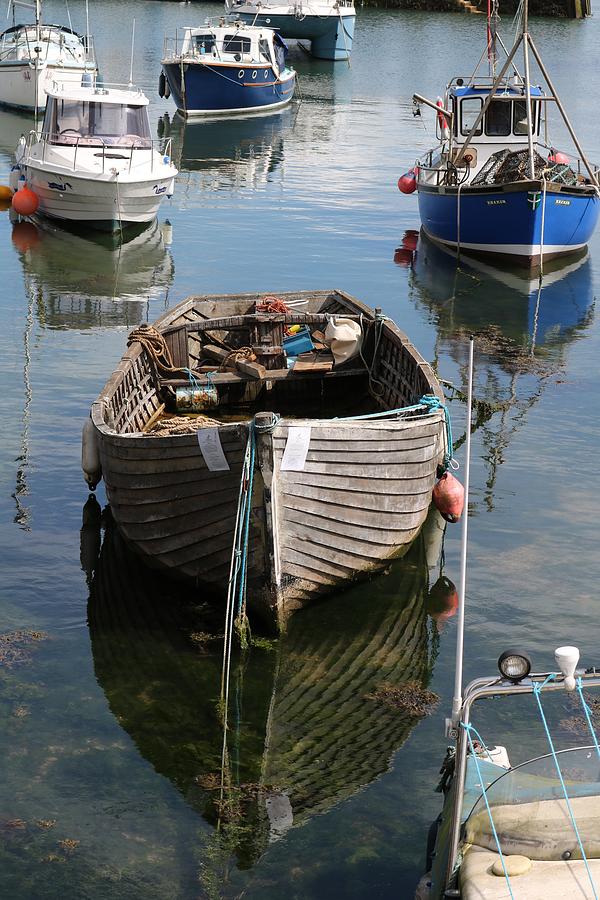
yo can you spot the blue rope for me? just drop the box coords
[533,677,599,899]
[461,722,515,900]
[576,677,600,762]
[237,423,255,617]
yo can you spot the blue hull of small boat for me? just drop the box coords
[417,184,600,262]
[235,12,355,60]
[162,62,295,117]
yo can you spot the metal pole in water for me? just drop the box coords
[450,336,474,726]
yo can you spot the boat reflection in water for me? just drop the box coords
[399,229,593,354]
[11,217,174,328]
[160,108,290,193]
[85,506,446,872]
[398,229,594,510]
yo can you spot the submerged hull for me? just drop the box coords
[162,61,295,117]
[417,181,600,263]
[90,290,446,627]
[234,10,355,60]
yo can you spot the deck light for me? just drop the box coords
[498,650,532,682]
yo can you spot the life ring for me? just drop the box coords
[436,96,450,141]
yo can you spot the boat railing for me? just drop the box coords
[0,25,95,66]
[27,130,173,174]
[162,32,260,65]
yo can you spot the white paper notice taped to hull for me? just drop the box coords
[197,428,230,471]
[280,426,311,471]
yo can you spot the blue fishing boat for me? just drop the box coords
[226,0,355,62]
[160,19,295,118]
[403,2,600,267]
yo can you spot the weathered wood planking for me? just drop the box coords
[89,289,446,628]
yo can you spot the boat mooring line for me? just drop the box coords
[576,677,600,762]
[462,722,516,899]
[533,678,599,899]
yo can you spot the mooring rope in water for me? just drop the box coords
[533,675,599,899]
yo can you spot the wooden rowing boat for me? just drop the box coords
[85,289,447,629]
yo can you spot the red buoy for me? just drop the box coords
[12,186,39,217]
[432,472,465,523]
[11,221,40,252]
[425,575,459,631]
[393,247,413,267]
[548,150,569,165]
[402,230,419,252]
[398,170,417,194]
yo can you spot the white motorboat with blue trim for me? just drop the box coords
[160,18,295,118]
[0,0,96,112]
[404,1,600,267]
[226,0,355,61]
[416,339,600,899]
[12,78,177,231]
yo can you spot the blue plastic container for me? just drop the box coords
[283,327,314,356]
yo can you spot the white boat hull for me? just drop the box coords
[22,163,175,229]
[0,62,96,111]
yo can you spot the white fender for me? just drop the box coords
[81,417,102,489]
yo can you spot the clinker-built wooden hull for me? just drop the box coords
[88,290,446,628]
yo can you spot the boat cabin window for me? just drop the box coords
[223,34,251,54]
[460,97,483,136]
[485,99,511,136]
[193,34,216,55]
[47,99,151,147]
[259,38,272,64]
[513,99,539,135]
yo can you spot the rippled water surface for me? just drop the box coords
[1,2,600,897]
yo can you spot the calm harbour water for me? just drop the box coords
[1,3,600,897]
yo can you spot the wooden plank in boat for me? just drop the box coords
[280,527,420,571]
[161,312,363,336]
[291,351,334,374]
[281,520,402,559]
[284,507,420,543]
[159,365,365,387]
[281,471,434,494]
[277,449,441,470]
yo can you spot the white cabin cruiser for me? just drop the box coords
[13,79,177,231]
[0,2,96,112]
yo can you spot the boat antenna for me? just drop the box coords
[128,17,135,87]
[520,0,536,180]
[450,336,474,727]
[487,0,499,77]
[85,0,90,56]
[64,0,72,32]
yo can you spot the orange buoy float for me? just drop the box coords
[425,575,459,631]
[548,150,569,165]
[393,247,414,267]
[402,230,419,252]
[398,169,417,194]
[12,186,39,217]
[11,221,41,252]
[432,472,464,523]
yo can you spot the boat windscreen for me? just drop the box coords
[48,100,151,147]
[464,746,600,860]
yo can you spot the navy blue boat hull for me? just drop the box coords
[163,62,295,117]
[417,182,600,263]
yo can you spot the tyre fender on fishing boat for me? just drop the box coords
[82,418,102,490]
[432,472,464,523]
[158,70,166,98]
